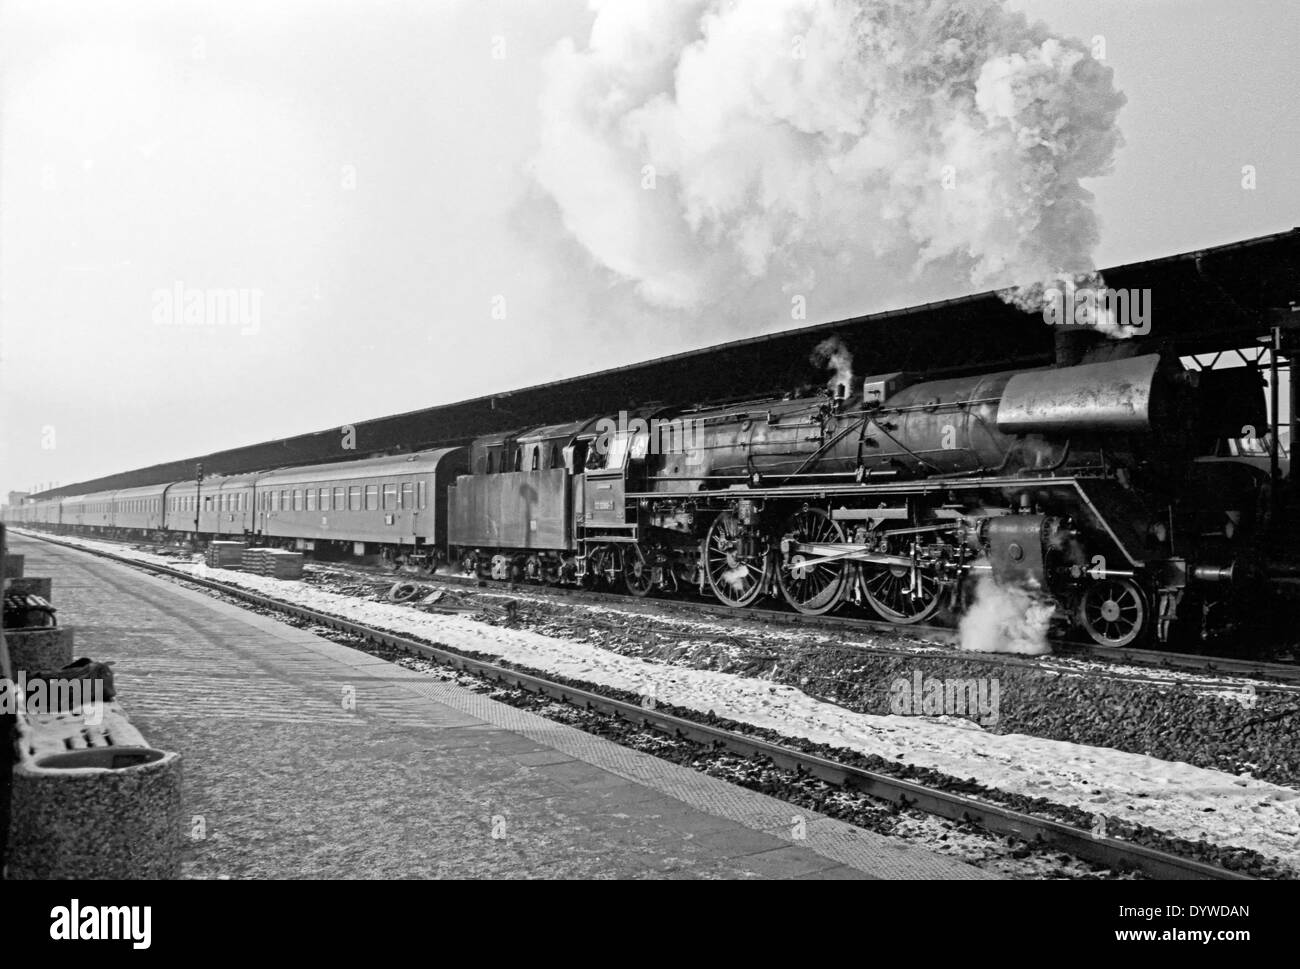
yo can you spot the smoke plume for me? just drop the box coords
[958,575,1054,655]
[533,0,1125,324]
[811,336,854,397]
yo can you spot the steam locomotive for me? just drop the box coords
[7,348,1269,650]
[445,348,1267,648]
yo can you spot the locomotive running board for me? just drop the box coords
[628,474,1078,501]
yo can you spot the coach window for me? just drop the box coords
[307,489,317,512]
[291,490,301,512]
[383,483,397,509]
[400,482,414,509]
[333,487,345,511]
[514,448,522,472]
[365,485,379,510]
[348,486,362,511]
[531,448,540,471]
[417,481,426,509]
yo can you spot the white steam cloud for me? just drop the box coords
[533,0,1125,324]
[811,335,854,396]
[958,575,1055,655]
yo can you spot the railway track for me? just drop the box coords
[17,529,1261,881]
[412,567,1300,687]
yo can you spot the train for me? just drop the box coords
[5,346,1277,651]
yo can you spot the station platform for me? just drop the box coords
[8,535,997,880]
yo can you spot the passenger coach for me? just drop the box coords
[258,449,467,559]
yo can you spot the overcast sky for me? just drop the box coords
[2,0,1297,497]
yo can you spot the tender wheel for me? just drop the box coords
[777,508,849,616]
[705,512,769,608]
[1080,577,1148,647]
[860,562,944,624]
[624,545,655,598]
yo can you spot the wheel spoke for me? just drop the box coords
[777,509,848,616]
[706,512,767,607]
[1081,579,1147,647]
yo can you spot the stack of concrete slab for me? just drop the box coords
[3,552,72,675]
[241,548,304,579]
[205,541,248,569]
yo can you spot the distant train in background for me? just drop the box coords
[6,346,1288,651]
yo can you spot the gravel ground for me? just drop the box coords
[307,570,1300,792]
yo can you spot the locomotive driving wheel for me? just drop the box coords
[623,545,654,598]
[859,562,944,624]
[1080,577,1147,647]
[777,508,849,616]
[705,512,769,608]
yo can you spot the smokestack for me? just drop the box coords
[1055,329,1104,367]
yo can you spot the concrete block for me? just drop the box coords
[7,706,183,879]
[6,577,53,600]
[6,627,74,676]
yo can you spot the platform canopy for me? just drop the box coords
[36,226,1300,499]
